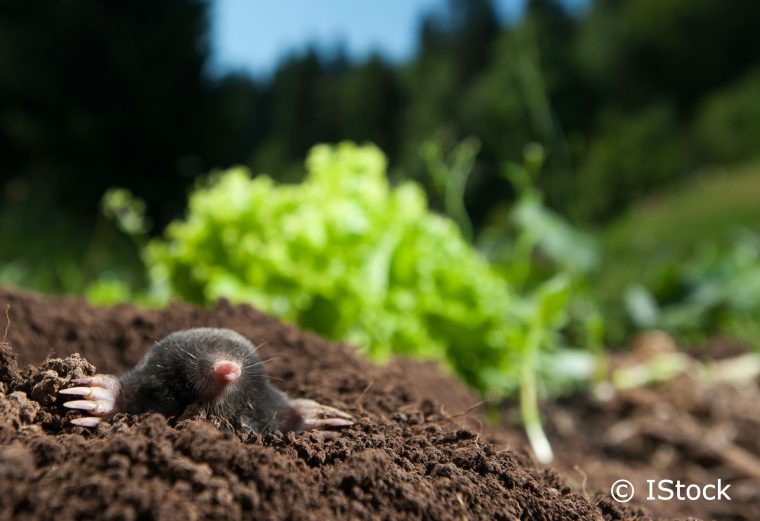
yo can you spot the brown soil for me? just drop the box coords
[0,286,644,521]
[2,287,755,520]
[499,336,760,521]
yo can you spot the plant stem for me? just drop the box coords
[520,322,553,464]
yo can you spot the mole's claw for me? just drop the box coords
[59,387,113,400]
[60,373,120,423]
[289,398,354,432]
[70,417,102,427]
[59,387,86,395]
[63,400,99,411]
[317,405,353,420]
[73,374,120,391]
[312,418,355,428]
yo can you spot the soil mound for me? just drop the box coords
[0,286,642,520]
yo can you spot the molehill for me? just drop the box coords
[0,287,645,520]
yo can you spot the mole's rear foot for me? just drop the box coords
[289,398,354,430]
[59,374,120,427]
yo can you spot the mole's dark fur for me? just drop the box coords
[118,328,302,433]
[62,327,352,431]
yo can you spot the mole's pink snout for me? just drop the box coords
[213,360,242,384]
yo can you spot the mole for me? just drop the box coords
[59,328,353,433]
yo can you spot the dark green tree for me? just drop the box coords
[0,0,222,224]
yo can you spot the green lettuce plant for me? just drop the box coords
[146,142,521,393]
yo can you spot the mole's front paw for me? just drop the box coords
[59,374,120,427]
[289,398,354,431]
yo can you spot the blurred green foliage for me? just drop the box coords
[625,231,760,349]
[101,188,151,237]
[1,0,759,404]
[597,162,760,346]
[694,68,760,164]
[145,143,523,395]
[575,103,690,221]
[4,0,760,233]
[0,0,217,226]
[0,188,143,295]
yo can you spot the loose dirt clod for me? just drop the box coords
[0,305,18,391]
[0,286,649,520]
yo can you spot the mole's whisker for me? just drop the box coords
[169,339,198,362]
[252,340,270,355]
[262,410,279,433]
[177,346,197,360]
[243,355,282,369]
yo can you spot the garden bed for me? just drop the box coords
[525,337,760,520]
[1,286,754,520]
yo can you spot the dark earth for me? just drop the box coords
[0,286,757,520]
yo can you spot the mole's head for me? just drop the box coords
[159,328,262,400]
[130,327,284,424]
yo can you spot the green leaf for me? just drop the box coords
[535,275,571,327]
